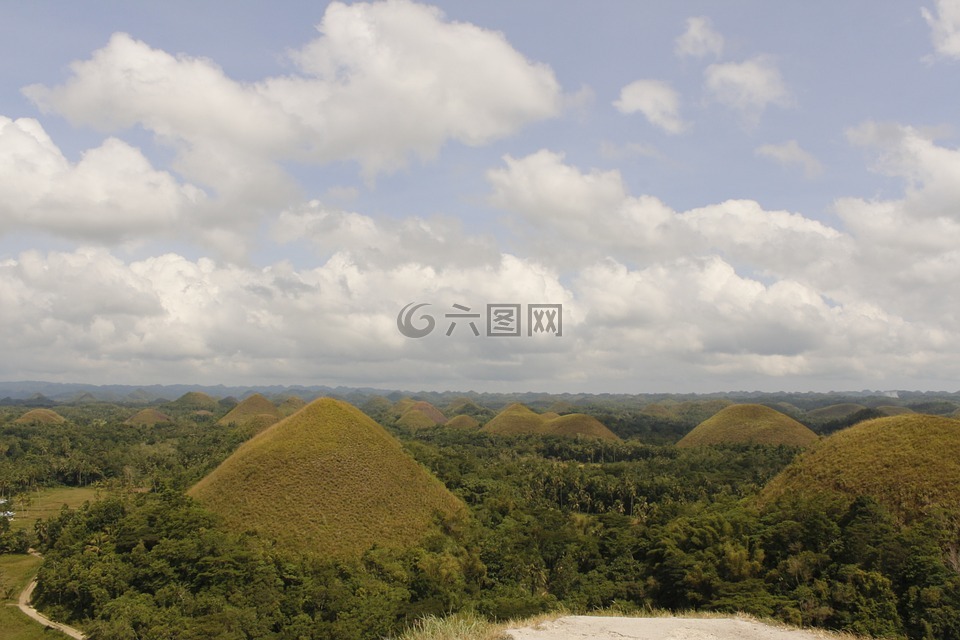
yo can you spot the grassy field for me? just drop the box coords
[481,404,620,440]
[6,486,100,532]
[0,553,49,640]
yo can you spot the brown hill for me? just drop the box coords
[396,408,441,430]
[277,395,307,417]
[216,393,281,429]
[170,391,220,411]
[481,404,619,441]
[444,415,480,430]
[805,403,867,421]
[188,397,464,558]
[677,404,819,448]
[13,408,66,425]
[759,414,960,523]
[124,408,172,427]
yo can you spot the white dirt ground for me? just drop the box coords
[504,615,862,640]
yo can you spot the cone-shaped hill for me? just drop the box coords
[677,404,819,448]
[189,398,464,558]
[14,408,67,425]
[481,404,620,441]
[216,393,281,433]
[124,408,172,427]
[759,415,960,523]
[396,401,447,430]
[444,414,480,430]
[277,395,307,417]
[170,391,220,411]
[805,403,867,421]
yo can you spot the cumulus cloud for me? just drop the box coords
[755,140,823,178]
[922,0,960,59]
[704,55,791,120]
[26,1,562,183]
[675,16,724,58]
[613,79,688,134]
[0,116,204,241]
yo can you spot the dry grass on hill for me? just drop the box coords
[677,404,818,448]
[758,414,960,523]
[124,408,172,427]
[481,404,619,441]
[13,408,66,425]
[189,397,464,558]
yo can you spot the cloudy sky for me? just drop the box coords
[2,1,960,394]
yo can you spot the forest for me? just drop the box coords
[1,389,960,640]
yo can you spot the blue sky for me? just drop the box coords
[1,1,960,393]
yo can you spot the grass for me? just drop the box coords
[189,397,465,559]
[444,415,480,430]
[12,409,66,426]
[397,408,443,430]
[123,408,172,426]
[759,414,960,523]
[0,554,51,640]
[169,391,220,410]
[677,404,819,448]
[6,486,100,532]
[277,395,306,417]
[216,393,281,428]
[805,403,867,420]
[480,404,620,441]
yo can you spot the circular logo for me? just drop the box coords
[397,302,435,338]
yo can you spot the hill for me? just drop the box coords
[124,408,172,427]
[758,414,960,523]
[805,403,866,421]
[481,403,546,436]
[677,404,819,448]
[444,414,480,430]
[277,395,306,417]
[13,408,66,425]
[395,400,448,430]
[188,397,464,558]
[216,393,281,431]
[481,404,619,441]
[169,391,220,411]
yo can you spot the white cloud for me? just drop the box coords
[675,16,724,58]
[922,0,960,59]
[26,2,562,184]
[704,55,791,120]
[0,116,204,242]
[613,79,688,134]
[755,140,823,178]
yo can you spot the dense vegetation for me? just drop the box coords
[1,392,960,639]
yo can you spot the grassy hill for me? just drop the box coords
[124,408,172,426]
[481,403,546,436]
[876,405,914,416]
[188,397,464,558]
[277,395,307,417]
[677,404,819,448]
[13,408,66,425]
[805,403,867,421]
[758,414,960,523]
[481,403,619,441]
[444,414,480,430]
[169,391,220,411]
[216,393,281,428]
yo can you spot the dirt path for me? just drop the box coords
[505,615,862,640]
[14,550,86,640]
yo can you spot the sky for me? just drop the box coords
[1,0,960,394]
